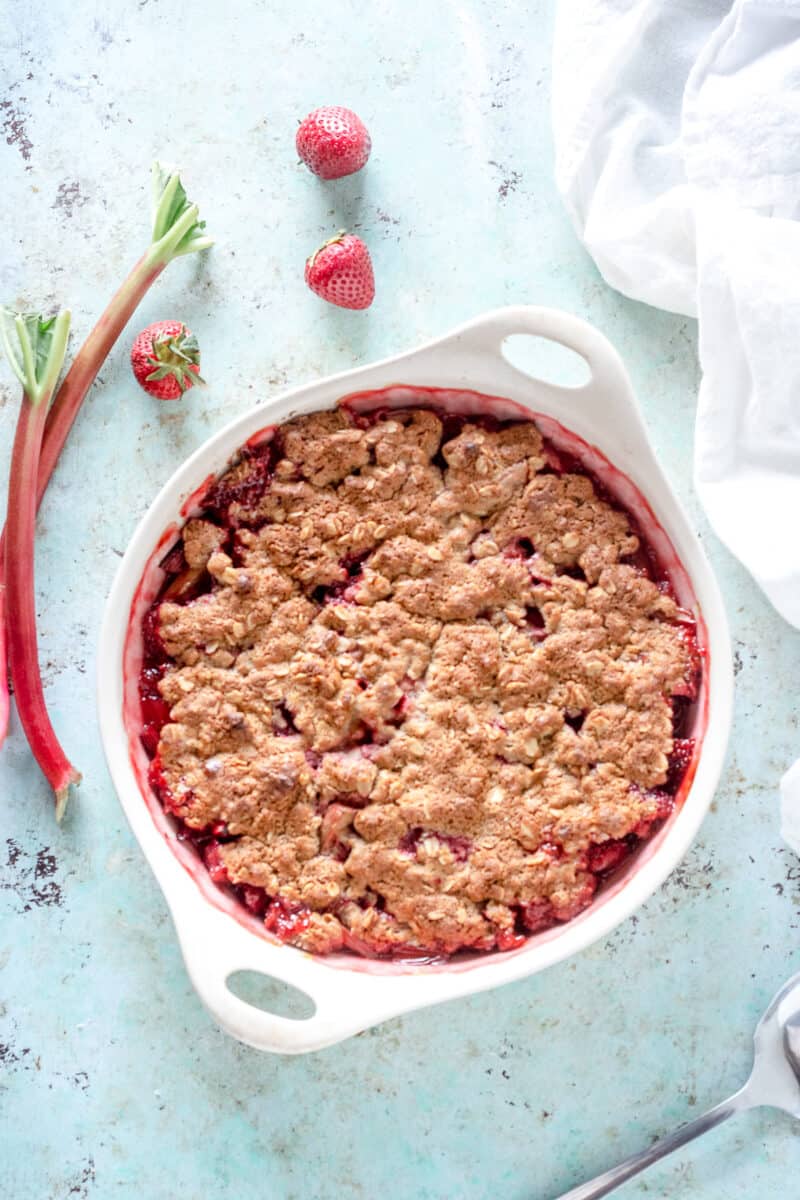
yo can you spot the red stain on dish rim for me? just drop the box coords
[179,473,217,520]
[122,386,709,976]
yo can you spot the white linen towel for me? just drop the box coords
[552,0,800,845]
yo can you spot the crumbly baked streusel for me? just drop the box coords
[139,403,699,958]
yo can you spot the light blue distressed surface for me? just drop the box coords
[1,3,799,1197]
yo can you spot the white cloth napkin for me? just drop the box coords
[552,0,800,847]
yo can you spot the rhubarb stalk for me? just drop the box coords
[0,163,213,762]
[2,310,75,817]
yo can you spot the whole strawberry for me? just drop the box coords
[305,233,375,310]
[296,106,371,180]
[130,320,204,400]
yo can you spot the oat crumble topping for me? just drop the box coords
[139,404,700,959]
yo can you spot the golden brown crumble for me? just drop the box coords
[147,406,698,957]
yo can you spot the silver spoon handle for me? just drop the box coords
[553,1088,751,1200]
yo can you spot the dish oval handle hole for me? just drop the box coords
[501,334,592,389]
[226,970,316,1021]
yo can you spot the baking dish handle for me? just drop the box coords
[175,906,413,1054]
[441,304,641,422]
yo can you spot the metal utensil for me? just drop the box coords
[555,971,800,1199]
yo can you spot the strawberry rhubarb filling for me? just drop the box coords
[137,404,701,959]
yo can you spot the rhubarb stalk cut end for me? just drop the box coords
[55,769,81,824]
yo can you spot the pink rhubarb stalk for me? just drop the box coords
[0,164,213,782]
[2,311,75,817]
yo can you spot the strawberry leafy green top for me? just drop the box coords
[0,161,214,806]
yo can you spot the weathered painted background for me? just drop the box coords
[2,2,799,1197]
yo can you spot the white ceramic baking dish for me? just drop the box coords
[98,306,732,1055]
